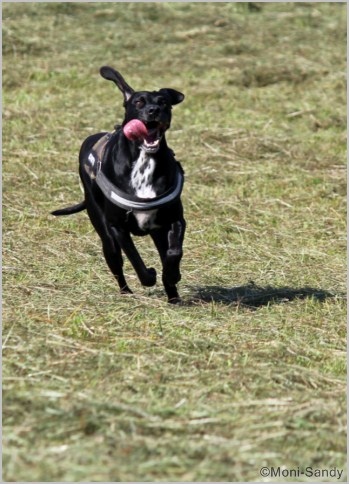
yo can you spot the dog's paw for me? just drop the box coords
[168,296,182,305]
[165,285,181,304]
[120,285,133,295]
[142,267,157,287]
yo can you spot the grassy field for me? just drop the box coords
[2,2,347,482]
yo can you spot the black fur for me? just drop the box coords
[52,67,186,303]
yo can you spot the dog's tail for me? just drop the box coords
[51,201,86,216]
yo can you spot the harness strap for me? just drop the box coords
[86,131,184,212]
[93,131,114,163]
[96,169,184,211]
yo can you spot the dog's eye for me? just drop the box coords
[135,99,145,109]
[159,98,168,107]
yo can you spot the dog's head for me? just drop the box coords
[100,66,184,153]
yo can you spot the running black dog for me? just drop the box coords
[52,66,186,303]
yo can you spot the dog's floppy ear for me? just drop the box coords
[159,88,185,106]
[100,66,134,102]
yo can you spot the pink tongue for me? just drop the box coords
[123,119,148,141]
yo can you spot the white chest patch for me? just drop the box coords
[130,151,159,231]
[131,151,156,198]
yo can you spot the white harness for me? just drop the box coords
[85,131,184,212]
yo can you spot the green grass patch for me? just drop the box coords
[3,2,346,482]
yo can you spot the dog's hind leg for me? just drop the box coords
[151,220,186,303]
[110,227,157,287]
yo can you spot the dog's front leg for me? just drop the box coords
[151,220,186,303]
[110,227,157,287]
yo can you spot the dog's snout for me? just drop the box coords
[146,105,160,118]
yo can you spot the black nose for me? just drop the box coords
[146,105,160,117]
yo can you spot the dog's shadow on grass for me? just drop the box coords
[187,282,339,309]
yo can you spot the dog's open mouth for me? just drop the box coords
[123,119,169,153]
[142,121,168,153]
